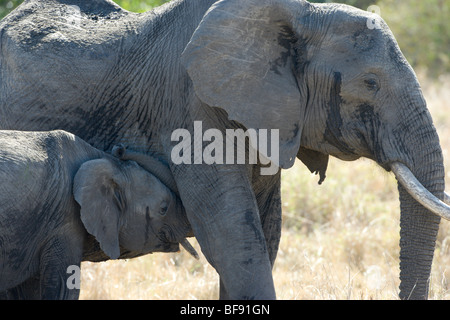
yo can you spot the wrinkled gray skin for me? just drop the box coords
[0,0,445,299]
[0,130,191,299]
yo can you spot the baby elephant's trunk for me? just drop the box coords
[181,239,200,260]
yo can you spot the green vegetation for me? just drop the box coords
[109,0,169,12]
[317,0,450,76]
[0,0,20,19]
[376,0,450,77]
[0,0,448,76]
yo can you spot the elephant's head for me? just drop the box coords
[182,0,450,299]
[73,157,197,260]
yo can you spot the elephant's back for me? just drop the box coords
[0,0,136,132]
[0,130,73,167]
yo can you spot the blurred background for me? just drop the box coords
[0,0,449,299]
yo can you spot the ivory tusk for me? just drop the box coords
[180,239,200,260]
[391,162,450,221]
[444,192,450,205]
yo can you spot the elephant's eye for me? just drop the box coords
[364,78,379,91]
[159,201,168,216]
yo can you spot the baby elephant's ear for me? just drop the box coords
[73,158,125,259]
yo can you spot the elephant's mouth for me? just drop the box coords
[390,161,450,220]
[332,152,361,162]
[162,242,181,253]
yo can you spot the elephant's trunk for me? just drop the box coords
[388,104,445,299]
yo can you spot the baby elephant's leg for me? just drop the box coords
[40,236,83,300]
[0,276,40,299]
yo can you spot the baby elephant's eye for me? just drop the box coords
[364,78,379,91]
[159,201,168,216]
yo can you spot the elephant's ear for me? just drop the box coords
[73,158,126,259]
[181,0,314,169]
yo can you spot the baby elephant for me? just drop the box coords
[0,130,196,299]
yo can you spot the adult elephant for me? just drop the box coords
[0,0,449,299]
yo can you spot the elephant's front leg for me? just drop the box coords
[252,167,282,267]
[219,168,282,299]
[174,163,276,299]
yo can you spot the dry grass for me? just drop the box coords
[79,74,450,300]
